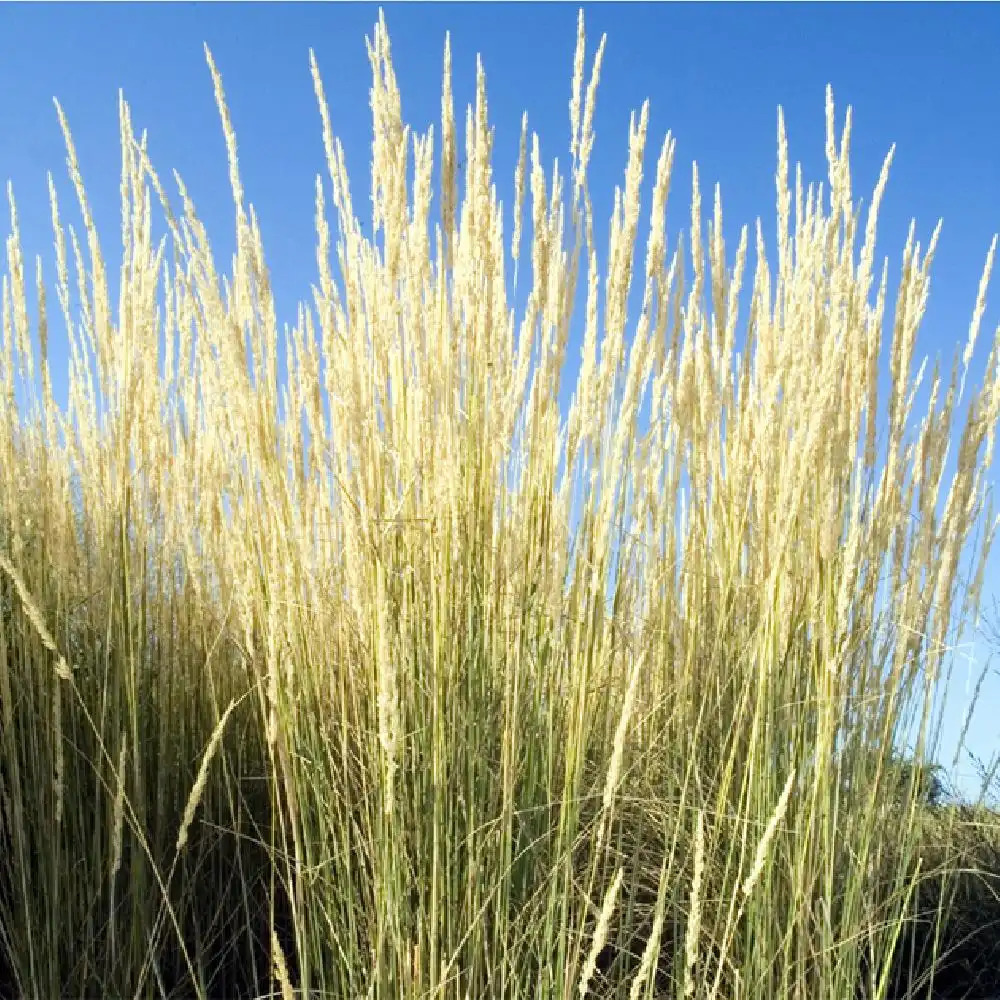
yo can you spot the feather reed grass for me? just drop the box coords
[0,9,998,999]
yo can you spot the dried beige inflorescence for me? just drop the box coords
[741,767,797,898]
[684,810,705,1000]
[0,551,72,684]
[109,741,127,881]
[578,866,624,998]
[271,929,295,1000]
[175,699,236,855]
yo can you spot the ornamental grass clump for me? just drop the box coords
[1,9,999,999]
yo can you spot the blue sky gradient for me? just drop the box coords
[1,2,998,800]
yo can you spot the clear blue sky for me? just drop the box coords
[1,3,998,801]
